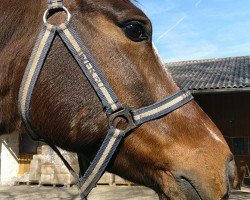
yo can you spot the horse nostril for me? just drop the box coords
[227,156,236,182]
[221,192,229,200]
[221,185,230,200]
[221,182,230,200]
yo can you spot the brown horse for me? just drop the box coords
[0,0,235,199]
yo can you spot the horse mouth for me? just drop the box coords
[158,175,203,200]
[178,176,203,200]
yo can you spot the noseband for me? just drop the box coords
[18,1,193,199]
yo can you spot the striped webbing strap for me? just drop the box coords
[48,0,63,10]
[132,89,193,126]
[57,23,123,114]
[78,127,124,198]
[18,24,56,140]
[18,2,194,200]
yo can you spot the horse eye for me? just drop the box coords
[122,22,148,42]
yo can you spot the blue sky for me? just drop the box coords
[135,0,250,62]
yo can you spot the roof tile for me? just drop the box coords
[166,56,250,91]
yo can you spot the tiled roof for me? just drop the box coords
[166,56,250,91]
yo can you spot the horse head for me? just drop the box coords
[11,0,235,199]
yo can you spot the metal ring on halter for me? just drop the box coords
[43,6,71,24]
[109,105,136,132]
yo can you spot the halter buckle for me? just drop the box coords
[109,105,136,132]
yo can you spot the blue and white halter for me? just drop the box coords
[18,1,193,199]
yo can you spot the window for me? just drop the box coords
[233,138,245,155]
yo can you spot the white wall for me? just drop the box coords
[0,132,19,185]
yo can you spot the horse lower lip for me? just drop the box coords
[159,180,202,200]
[179,177,203,200]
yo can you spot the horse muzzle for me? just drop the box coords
[176,175,230,200]
[157,157,235,200]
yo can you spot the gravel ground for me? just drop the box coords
[0,185,249,200]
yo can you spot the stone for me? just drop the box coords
[29,159,41,182]
[114,175,131,185]
[40,174,54,184]
[52,174,75,185]
[41,145,52,156]
[41,164,79,174]
[98,173,114,185]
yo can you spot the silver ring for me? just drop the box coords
[43,6,71,24]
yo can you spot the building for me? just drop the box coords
[0,131,37,185]
[166,55,250,168]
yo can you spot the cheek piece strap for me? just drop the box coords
[18,1,193,199]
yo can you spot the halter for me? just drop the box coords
[18,1,193,199]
